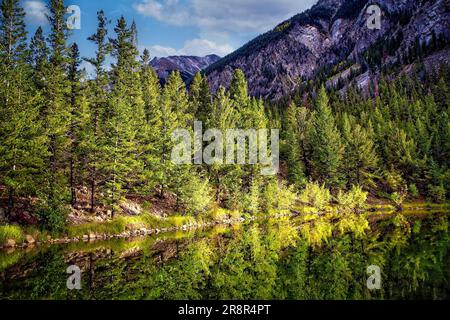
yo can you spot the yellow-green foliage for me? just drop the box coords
[383,169,406,192]
[275,21,291,32]
[385,214,412,250]
[263,180,297,213]
[266,219,299,251]
[262,180,277,212]
[67,216,136,237]
[295,211,319,222]
[202,206,229,221]
[277,183,297,211]
[228,210,242,220]
[430,215,448,233]
[138,213,167,227]
[0,250,24,271]
[166,215,196,227]
[0,225,24,243]
[209,225,230,237]
[179,175,213,214]
[336,185,368,211]
[302,206,319,215]
[300,218,333,245]
[299,182,331,211]
[335,215,370,238]
[391,214,411,229]
[390,191,406,208]
[67,214,171,237]
[243,179,261,214]
[187,240,214,276]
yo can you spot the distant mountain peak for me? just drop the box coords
[150,54,221,84]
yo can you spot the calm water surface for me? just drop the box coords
[0,211,448,300]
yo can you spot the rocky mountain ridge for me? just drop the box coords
[204,0,450,99]
[150,54,221,84]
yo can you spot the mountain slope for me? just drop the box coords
[150,54,221,84]
[205,0,450,99]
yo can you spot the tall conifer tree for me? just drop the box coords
[0,0,46,217]
[309,86,344,188]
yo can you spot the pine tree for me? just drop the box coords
[309,86,344,188]
[157,71,191,197]
[44,0,70,205]
[138,48,162,194]
[28,26,48,89]
[285,102,308,187]
[190,72,203,118]
[340,113,379,189]
[191,72,212,124]
[130,20,138,48]
[0,0,46,217]
[84,10,110,212]
[139,48,161,125]
[0,0,26,61]
[67,43,82,206]
[241,97,267,129]
[206,86,239,203]
[229,69,249,110]
[100,16,144,215]
[207,86,236,130]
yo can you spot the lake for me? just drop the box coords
[0,211,448,300]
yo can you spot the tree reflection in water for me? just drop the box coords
[0,212,448,300]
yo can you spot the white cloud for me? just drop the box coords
[180,39,233,57]
[133,0,317,34]
[142,38,233,58]
[24,0,49,25]
[133,0,189,26]
[79,60,96,79]
[147,44,178,57]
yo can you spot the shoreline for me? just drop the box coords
[1,201,449,251]
[0,213,294,251]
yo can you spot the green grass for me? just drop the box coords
[4,200,447,246]
[403,202,450,210]
[166,215,196,227]
[0,225,24,244]
[66,213,196,238]
[365,202,450,214]
[0,250,24,271]
[366,203,396,212]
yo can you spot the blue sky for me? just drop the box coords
[22,0,317,70]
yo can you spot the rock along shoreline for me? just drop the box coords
[1,213,293,251]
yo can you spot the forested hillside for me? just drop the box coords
[0,0,448,238]
[0,1,294,231]
[282,69,449,207]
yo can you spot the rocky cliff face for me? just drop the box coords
[205,0,450,99]
[150,54,221,84]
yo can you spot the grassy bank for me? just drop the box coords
[1,201,449,249]
[0,213,199,246]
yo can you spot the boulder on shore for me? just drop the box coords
[4,239,16,248]
[25,235,35,244]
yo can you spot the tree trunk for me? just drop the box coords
[6,187,14,218]
[301,141,310,177]
[70,157,76,206]
[49,138,57,203]
[90,168,96,213]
